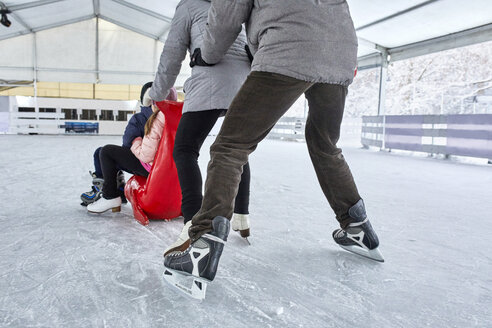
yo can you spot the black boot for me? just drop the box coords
[164,216,230,281]
[163,216,230,299]
[116,170,127,204]
[332,199,384,262]
[80,172,103,206]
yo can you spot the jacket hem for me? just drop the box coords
[251,65,352,86]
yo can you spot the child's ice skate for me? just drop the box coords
[116,170,128,204]
[80,172,104,206]
[163,216,229,300]
[231,213,250,244]
[332,199,384,262]
[87,196,122,213]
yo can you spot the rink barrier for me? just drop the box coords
[361,114,492,159]
[10,112,65,134]
[10,112,122,135]
[269,117,306,141]
[268,117,362,141]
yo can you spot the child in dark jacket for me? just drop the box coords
[80,82,177,206]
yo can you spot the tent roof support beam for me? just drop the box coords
[355,0,441,31]
[7,0,65,12]
[0,14,95,41]
[358,23,492,71]
[110,0,172,23]
[388,23,492,62]
[99,14,161,41]
[93,0,100,16]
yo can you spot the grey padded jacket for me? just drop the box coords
[149,0,250,113]
[202,0,358,86]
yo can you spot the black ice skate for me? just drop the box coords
[332,199,384,262]
[163,216,230,300]
[116,170,127,204]
[80,172,103,206]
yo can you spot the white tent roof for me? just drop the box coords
[1,0,491,85]
[0,0,179,42]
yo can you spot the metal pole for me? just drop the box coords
[95,16,99,85]
[377,51,389,150]
[153,39,158,75]
[33,32,38,113]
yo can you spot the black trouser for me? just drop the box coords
[173,110,250,224]
[99,145,149,199]
[189,71,361,241]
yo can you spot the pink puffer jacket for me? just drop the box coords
[130,111,165,171]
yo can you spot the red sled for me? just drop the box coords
[125,100,183,225]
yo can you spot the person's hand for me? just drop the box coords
[142,88,153,107]
[190,48,214,68]
[245,45,254,63]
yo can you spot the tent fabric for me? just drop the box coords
[0,0,491,85]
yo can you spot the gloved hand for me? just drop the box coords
[245,45,254,63]
[190,48,214,68]
[142,88,153,107]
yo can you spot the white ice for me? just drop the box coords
[0,134,491,327]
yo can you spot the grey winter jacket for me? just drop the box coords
[202,0,358,86]
[149,0,250,113]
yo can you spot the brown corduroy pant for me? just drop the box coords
[189,71,361,241]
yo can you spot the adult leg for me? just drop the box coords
[233,162,250,215]
[304,83,382,261]
[99,145,149,199]
[304,83,361,227]
[173,110,222,223]
[189,71,312,241]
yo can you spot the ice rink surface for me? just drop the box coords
[0,134,491,328]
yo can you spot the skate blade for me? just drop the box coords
[163,269,208,300]
[339,245,385,262]
[233,229,251,244]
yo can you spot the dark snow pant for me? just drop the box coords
[93,146,124,179]
[173,110,250,224]
[189,71,361,241]
[99,145,149,199]
[93,147,103,178]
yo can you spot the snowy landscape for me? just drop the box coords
[1,134,491,327]
[346,41,492,118]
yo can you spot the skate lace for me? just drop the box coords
[169,245,192,257]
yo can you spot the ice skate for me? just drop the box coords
[116,170,128,204]
[87,196,122,214]
[332,199,384,262]
[163,216,230,300]
[80,172,104,206]
[231,213,250,244]
[163,220,192,256]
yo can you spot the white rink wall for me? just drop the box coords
[1,95,139,135]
